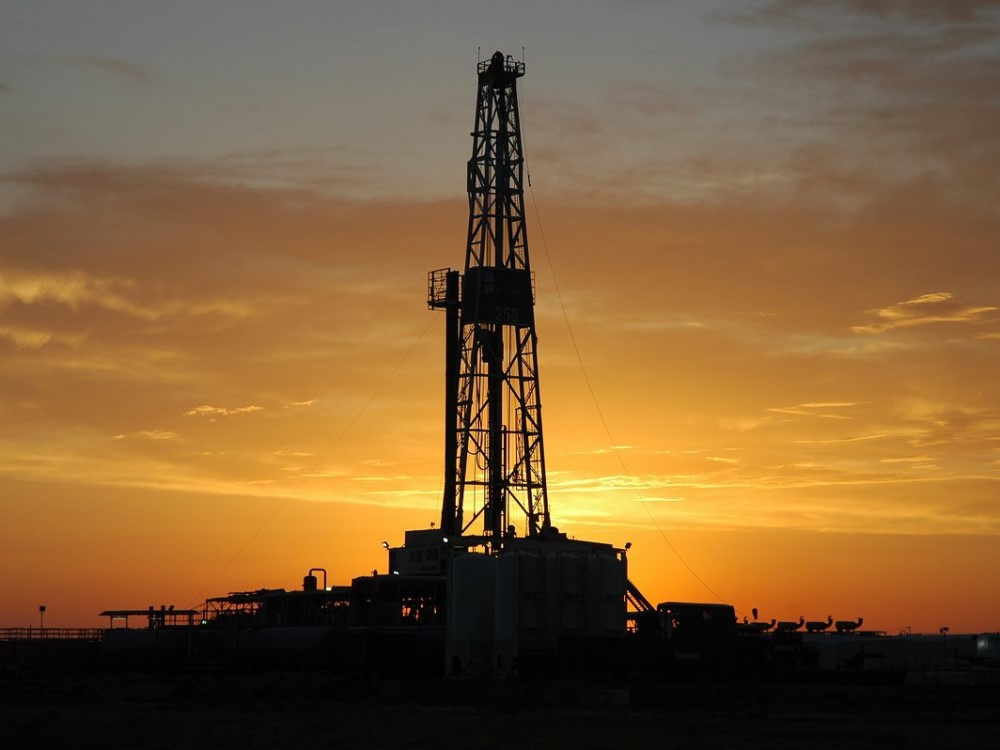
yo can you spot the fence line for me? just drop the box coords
[0,627,103,641]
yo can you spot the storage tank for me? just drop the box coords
[556,551,583,634]
[588,551,627,635]
[496,549,545,669]
[447,553,496,673]
[497,541,626,669]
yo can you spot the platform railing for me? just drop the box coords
[0,627,103,641]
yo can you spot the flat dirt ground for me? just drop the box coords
[2,672,998,749]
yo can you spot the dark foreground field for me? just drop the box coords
[2,672,997,749]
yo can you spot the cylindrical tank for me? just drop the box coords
[558,552,584,634]
[448,553,496,672]
[588,552,626,634]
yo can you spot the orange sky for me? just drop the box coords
[2,1,999,633]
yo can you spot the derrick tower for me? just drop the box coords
[429,51,550,552]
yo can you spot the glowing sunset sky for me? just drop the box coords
[2,1,999,634]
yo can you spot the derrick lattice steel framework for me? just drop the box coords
[429,52,550,551]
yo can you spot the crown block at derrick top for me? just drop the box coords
[478,51,525,85]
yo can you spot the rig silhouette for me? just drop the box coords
[6,53,997,683]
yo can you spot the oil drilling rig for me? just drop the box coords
[430,49,552,549]
[97,50,635,678]
[89,52,920,684]
[386,51,629,673]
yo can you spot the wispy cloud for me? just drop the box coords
[69,55,154,85]
[768,402,858,418]
[710,0,1000,212]
[880,455,933,464]
[565,445,633,456]
[0,268,254,322]
[705,455,740,465]
[853,292,997,334]
[185,405,264,418]
[1,269,127,309]
[0,323,85,349]
[113,429,180,441]
[794,433,889,444]
[759,0,1000,24]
